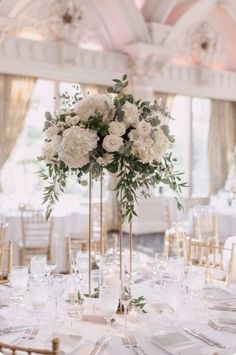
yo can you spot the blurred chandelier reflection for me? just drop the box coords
[50,0,87,42]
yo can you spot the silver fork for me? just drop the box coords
[11,328,32,344]
[28,328,39,340]
[129,335,148,355]
[122,337,139,355]
[208,320,236,332]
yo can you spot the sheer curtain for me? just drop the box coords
[208,100,236,194]
[80,84,107,96]
[154,92,175,110]
[0,75,36,190]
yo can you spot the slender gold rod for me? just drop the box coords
[88,171,92,296]
[100,172,103,255]
[129,219,133,280]
[119,190,123,280]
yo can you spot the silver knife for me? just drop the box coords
[98,338,109,354]
[183,329,214,346]
[89,335,106,355]
[198,332,225,349]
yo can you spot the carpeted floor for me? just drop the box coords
[108,232,164,257]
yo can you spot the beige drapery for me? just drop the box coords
[0,74,36,190]
[208,100,236,194]
[80,84,107,96]
[154,92,175,111]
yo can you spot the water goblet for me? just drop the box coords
[30,280,48,326]
[9,266,29,305]
[99,286,119,337]
[50,274,65,325]
[65,300,84,334]
[30,255,47,280]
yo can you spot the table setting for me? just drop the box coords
[0,253,235,355]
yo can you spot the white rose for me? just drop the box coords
[136,121,152,137]
[65,115,80,125]
[108,121,126,136]
[58,126,99,168]
[51,135,62,154]
[97,153,113,166]
[102,134,123,153]
[42,142,53,159]
[45,125,59,138]
[122,102,139,128]
[128,129,139,141]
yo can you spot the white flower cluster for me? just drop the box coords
[41,92,172,169]
[129,122,170,164]
[74,94,114,122]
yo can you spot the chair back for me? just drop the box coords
[187,238,235,287]
[0,223,8,244]
[0,241,12,283]
[0,337,59,354]
[224,236,236,284]
[192,206,219,245]
[163,222,188,260]
[21,209,53,257]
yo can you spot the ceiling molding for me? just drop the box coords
[164,0,217,45]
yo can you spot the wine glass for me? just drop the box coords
[45,261,57,278]
[50,274,65,325]
[120,274,132,334]
[30,255,47,280]
[65,300,84,334]
[9,266,29,303]
[30,281,48,326]
[99,286,119,336]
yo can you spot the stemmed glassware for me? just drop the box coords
[99,286,119,336]
[50,274,65,325]
[120,273,132,334]
[30,255,47,281]
[65,300,84,334]
[30,280,48,326]
[9,266,29,313]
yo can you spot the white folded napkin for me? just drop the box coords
[46,333,82,354]
[218,311,236,325]
[152,332,197,354]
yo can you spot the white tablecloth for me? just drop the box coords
[0,277,236,355]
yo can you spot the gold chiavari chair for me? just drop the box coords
[192,206,219,245]
[163,222,188,260]
[19,209,53,265]
[187,238,235,287]
[0,223,8,244]
[67,236,99,273]
[0,337,60,355]
[0,241,12,283]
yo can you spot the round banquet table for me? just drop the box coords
[0,275,236,355]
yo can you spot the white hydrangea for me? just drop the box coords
[74,94,114,122]
[122,102,139,128]
[152,127,171,160]
[108,121,126,136]
[58,126,99,168]
[96,153,113,166]
[51,135,62,154]
[42,142,53,159]
[102,134,123,153]
[45,125,59,139]
[136,121,152,137]
[131,137,155,164]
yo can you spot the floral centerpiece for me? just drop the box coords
[39,75,186,220]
